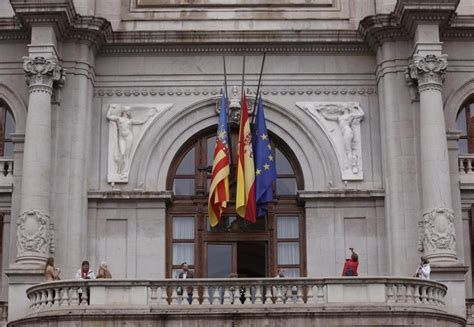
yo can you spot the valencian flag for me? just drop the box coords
[208,95,230,227]
[236,93,257,223]
[253,95,277,217]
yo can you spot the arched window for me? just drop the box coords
[166,126,305,278]
[456,97,474,154]
[0,101,15,157]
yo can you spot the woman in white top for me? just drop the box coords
[415,256,431,280]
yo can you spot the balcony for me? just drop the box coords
[0,158,13,189]
[9,277,465,326]
[458,155,474,186]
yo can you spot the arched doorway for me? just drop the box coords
[166,126,305,278]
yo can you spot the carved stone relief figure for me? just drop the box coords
[107,103,173,183]
[296,101,365,180]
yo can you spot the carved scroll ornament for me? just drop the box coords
[406,54,448,92]
[23,56,66,91]
[421,207,456,257]
[16,209,52,257]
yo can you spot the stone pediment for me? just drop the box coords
[296,101,364,181]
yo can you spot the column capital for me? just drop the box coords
[23,56,66,93]
[406,54,448,92]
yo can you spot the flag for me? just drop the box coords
[236,93,256,223]
[253,95,277,217]
[208,95,230,227]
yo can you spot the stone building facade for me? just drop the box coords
[0,0,474,325]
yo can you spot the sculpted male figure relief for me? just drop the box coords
[107,104,157,179]
[316,103,364,173]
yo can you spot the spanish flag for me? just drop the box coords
[208,95,230,227]
[236,93,256,223]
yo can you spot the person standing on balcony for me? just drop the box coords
[75,261,96,280]
[96,261,112,279]
[342,248,359,276]
[177,262,194,304]
[44,257,60,281]
[414,256,431,280]
[75,261,96,304]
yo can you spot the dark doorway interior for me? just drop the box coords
[237,241,266,278]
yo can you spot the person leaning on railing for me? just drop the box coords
[96,261,112,279]
[75,260,96,304]
[342,248,359,277]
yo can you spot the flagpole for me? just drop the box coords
[223,56,229,101]
[222,55,233,169]
[241,55,246,99]
[251,53,266,126]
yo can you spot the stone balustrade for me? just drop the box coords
[25,277,447,310]
[10,278,464,327]
[0,158,13,187]
[458,155,474,184]
[467,298,474,326]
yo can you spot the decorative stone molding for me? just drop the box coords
[393,0,458,36]
[421,207,456,260]
[23,57,66,92]
[10,0,77,37]
[406,54,448,92]
[107,103,173,184]
[359,1,458,50]
[95,87,376,98]
[101,43,370,55]
[296,101,364,180]
[16,209,52,258]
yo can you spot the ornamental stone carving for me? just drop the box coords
[23,57,66,91]
[107,103,173,183]
[406,54,448,92]
[421,207,456,259]
[16,209,52,258]
[296,101,364,180]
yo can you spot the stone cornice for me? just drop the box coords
[359,0,459,51]
[0,17,29,41]
[441,15,474,40]
[10,0,77,37]
[358,14,408,50]
[104,29,369,54]
[5,0,471,55]
[393,0,459,36]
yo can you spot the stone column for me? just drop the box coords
[406,54,457,263]
[15,57,65,265]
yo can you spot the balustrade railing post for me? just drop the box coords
[150,286,158,305]
[405,284,414,303]
[171,287,179,305]
[53,287,60,307]
[244,286,252,305]
[70,288,79,306]
[202,286,210,305]
[295,285,304,304]
[421,286,428,304]
[254,285,263,304]
[223,287,231,305]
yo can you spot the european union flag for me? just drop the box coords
[253,95,277,217]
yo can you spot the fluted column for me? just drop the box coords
[406,54,456,262]
[15,57,65,265]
